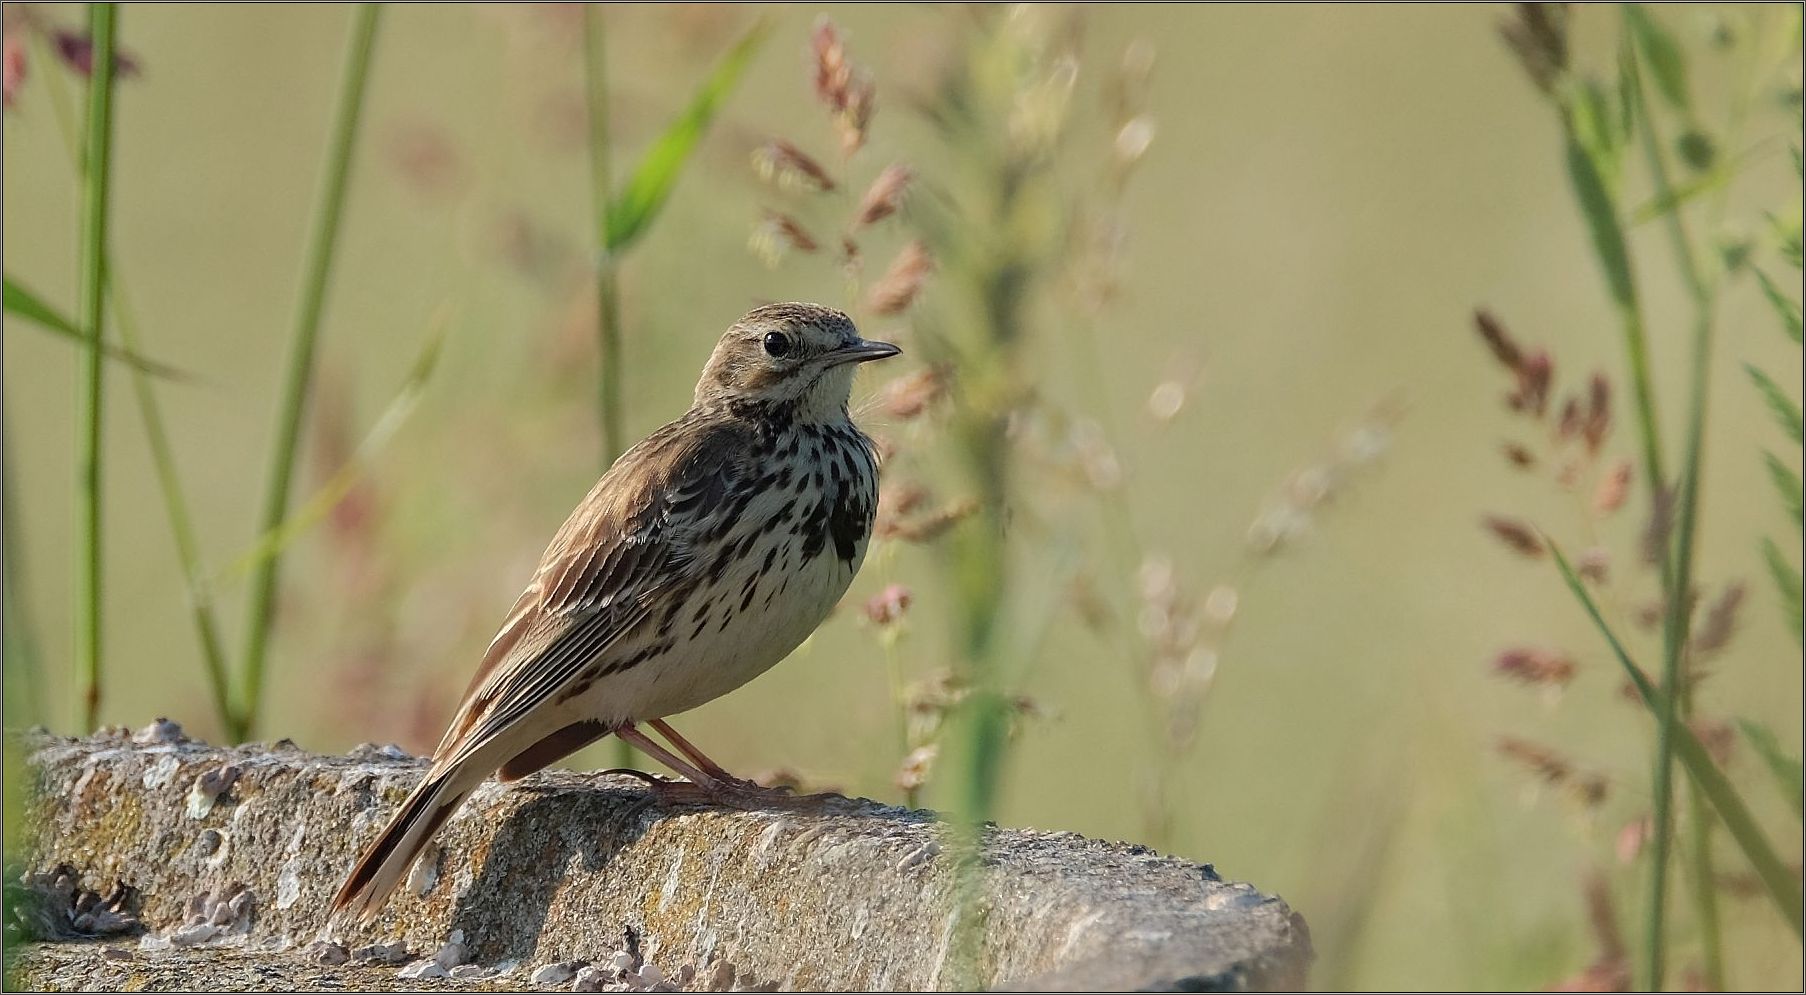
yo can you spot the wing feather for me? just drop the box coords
[429,413,753,772]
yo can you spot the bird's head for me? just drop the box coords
[695,303,900,421]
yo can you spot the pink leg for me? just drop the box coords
[614,725,721,788]
[614,725,825,811]
[648,719,737,782]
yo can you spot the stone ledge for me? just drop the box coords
[11,727,1310,991]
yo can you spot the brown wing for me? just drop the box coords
[429,411,752,771]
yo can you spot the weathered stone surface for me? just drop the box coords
[12,729,1310,991]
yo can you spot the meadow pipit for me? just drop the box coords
[332,303,898,922]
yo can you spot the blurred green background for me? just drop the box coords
[3,3,1800,989]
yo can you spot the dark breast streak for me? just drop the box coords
[792,422,876,568]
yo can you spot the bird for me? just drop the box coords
[331,302,899,924]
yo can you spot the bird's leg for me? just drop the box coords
[613,724,721,788]
[616,724,822,811]
[646,719,753,787]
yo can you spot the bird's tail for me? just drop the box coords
[331,764,478,925]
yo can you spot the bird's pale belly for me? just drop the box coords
[570,523,867,725]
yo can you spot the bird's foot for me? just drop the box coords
[638,774,834,812]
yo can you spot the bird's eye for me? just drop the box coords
[762,331,792,358]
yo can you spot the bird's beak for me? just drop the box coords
[823,339,902,367]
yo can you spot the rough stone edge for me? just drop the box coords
[10,727,1312,992]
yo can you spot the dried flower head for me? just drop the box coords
[1641,485,1675,565]
[1498,735,1572,783]
[1510,350,1553,416]
[1497,735,1607,807]
[878,496,977,543]
[862,584,913,626]
[1557,395,1584,442]
[1691,582,1745,657]
[51,27,140,78]
[751,140,836,192]
[1247,402,1397,555]
[2,35,23,110]
[1492,647,1577,687]
[894,744,937,793]
[1547,873,1629,992]
[854,163,914,227]
[879,480,929,520]
[748,212,820,267]
[811,19,876,156]
[866,240,934,315]
[1482,515,1544,558]
[1498,3,1570,95]
[879,366,946,420]
[1582,373,1611,453]
[1615,814,1652,865]
[1577,546,1611,583]
[1501,441,1537,469]
[1474,309,1525,373]
[1691,718,1735,765]
[1592,459,1633,514]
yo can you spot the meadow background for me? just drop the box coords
[2,4,1801,989]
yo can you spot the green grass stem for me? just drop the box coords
[74,3,119,734]
[581,5,634,772]
[236,3,381,741]
[1551,542,1804,936]
[30,30,235,735]
[1624,28,1725,987]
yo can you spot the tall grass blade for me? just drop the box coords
[3,276,187,380]
[1559,127,1664,488]
[73,3,120,734]
[27,21,235,734]
[1761,538,1804,645]
[1763,452,1803,526]
[1773,210,1803,268]
[1550,542,1805,935]
[1747,364,1804,444]
[237,3,382,742]
[1753,269,1803,343]
[581,6,634,772]
[604,18,770,251]
[1736,719,1804,816]
[1625,5,1691,111]
[582,5,625,473]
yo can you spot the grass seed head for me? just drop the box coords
[866,240,934,315]
[1483,515,1545,558]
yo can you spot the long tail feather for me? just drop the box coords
[331,768,473,925]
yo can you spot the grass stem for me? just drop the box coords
[583,5,626,472]
[33,25,237,737]
[1623,32,1726,988]
[117,287,236,733]
[74,3,120,734]
[582,5,635,773]
[237,3,382,741]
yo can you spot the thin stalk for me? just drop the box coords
[237,4,381,741]
[1626,38,1722,990]
[583,6,625,470]
[117,289,236,732]
[1558,121,1667,492]
[1552,542,1803,933]
[34,50,235,735]
[582,5,634,772]
[74,3,119,733]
